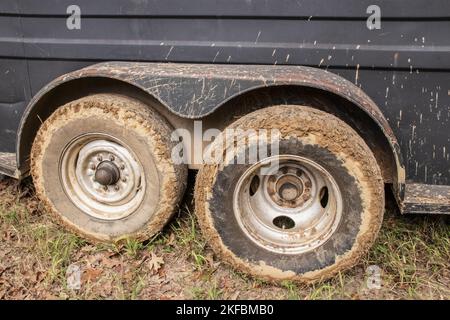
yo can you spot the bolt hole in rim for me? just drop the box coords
[233,155,343,254]
[60,133,146,221]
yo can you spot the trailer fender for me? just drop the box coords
[17,62,405,198]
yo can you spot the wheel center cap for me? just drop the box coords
[266,165,313,208]
[95,161,120,186]
[278,182,300,201]
[276,175,304,201]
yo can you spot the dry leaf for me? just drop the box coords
[82,268,103,282]
[148,252,164,272]
[101,256,121,269]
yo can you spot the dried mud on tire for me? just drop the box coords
[31,94,187,242]
[195,105,384,283]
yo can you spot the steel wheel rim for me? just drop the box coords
[60,133,146,221]
[233,155,343,254]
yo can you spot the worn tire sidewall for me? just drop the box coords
[208,138,363,274]
[195,105,384,282]
[32,94,187,242]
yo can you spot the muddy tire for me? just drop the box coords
[195,105,384,283]
[31,94,187,242]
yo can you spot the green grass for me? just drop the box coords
[128,273,146,300]
[281,280,300,300]
[45,233,85,280]
[190,287,206,300]
[307,283,338,300]
[170,205,209,270]
[0,178,448,300]
[0,194,85,282]
[207,280,223,300]
[0,201,30,226]
[189,281,223,300]
[123,238,144,258]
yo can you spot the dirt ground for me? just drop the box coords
[0,174,448,300]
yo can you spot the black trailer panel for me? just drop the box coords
[6,0,450,17]
[0,0,449,213]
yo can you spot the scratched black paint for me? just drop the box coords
[0,0,449,212]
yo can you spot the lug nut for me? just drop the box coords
[89,163,96,170]
[122,177,127,183]
[97,155,103,162]
[103,185,108,191]
[114,185,120,191]
[120,164,125,170]
[109,155,115,161]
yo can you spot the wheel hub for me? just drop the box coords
[60,134,146,221]
[267,167,312,208]
[233,155,343,255]
[94,161,121,186]
[278,181,300,201]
